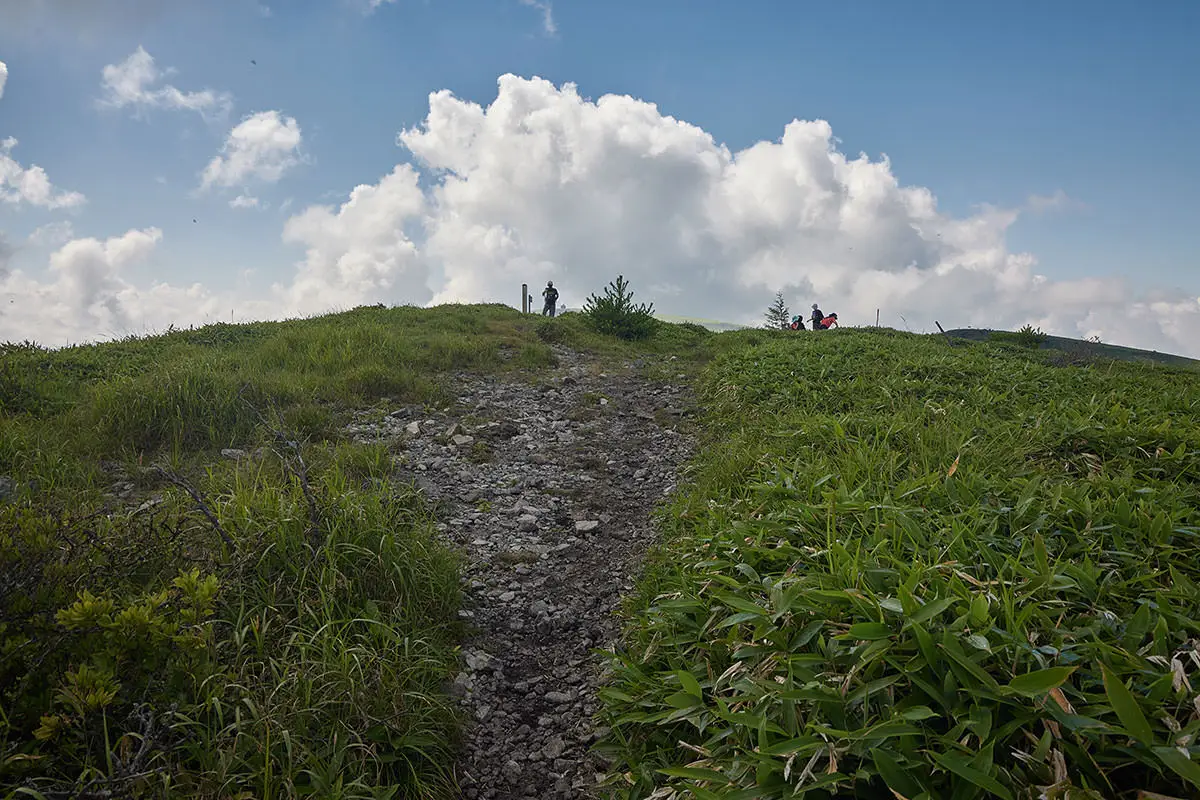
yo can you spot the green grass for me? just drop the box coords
[12,301,1197,798]
[0,302,714,798]
[2,443,464,798]
[597,326,1200,799]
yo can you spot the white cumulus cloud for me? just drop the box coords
[1,228,160,344]
[0,137,87,209]
[0,60,8,101]
[0,227,263,346]
[99,46,232,117]
[201,111,303,190]
[274,74,1199,357]
[280,164,427,314]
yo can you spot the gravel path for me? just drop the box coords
[346,347,695,799]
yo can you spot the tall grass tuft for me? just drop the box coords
[1,445,461,798]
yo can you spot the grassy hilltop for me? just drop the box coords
[2,304,1200,798]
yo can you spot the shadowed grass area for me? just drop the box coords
[1,442,464,798]
[598,326,1200,799]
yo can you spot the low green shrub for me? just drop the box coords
[583,275,660,341]
[674,322,713,338]
[991,325,1048,350]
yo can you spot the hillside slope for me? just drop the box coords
[4,307,1200,798]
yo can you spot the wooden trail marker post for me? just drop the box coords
[522,283,529,314]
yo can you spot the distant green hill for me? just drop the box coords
[943,327,1199,368]
[653,314,749,332]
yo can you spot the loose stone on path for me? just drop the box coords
[344,345,695,799]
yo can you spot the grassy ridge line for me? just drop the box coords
[0,304,557,493]
[598,327,1200,798]
[0,304,714,798]
[947,328,1200,369]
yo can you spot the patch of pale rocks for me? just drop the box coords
[343,351,696,799]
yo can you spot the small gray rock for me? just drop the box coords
[453,434,476,447]
[405,421,421,435]
[518,514,539,532]
[221,448,247,460]
[543,735,565,760]
[465,651,492,671]
[575,520,600,533]
[450,672,473,698]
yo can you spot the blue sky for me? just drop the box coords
[1,0,1198,351]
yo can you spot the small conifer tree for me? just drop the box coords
[582,275,658,340]
[765,291,790,330]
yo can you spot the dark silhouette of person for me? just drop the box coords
[810,304,825,329]
[542,281,560,317]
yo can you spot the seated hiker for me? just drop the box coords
[810,303,825,329]
[820,312,839,329]
[789,315,805,331]
[542,281,559,317]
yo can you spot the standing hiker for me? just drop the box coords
[810,304,825,330]
[542,281,560,317]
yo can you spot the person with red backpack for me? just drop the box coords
[820,313,839,329]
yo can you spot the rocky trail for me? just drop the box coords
[345,347,696,799]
